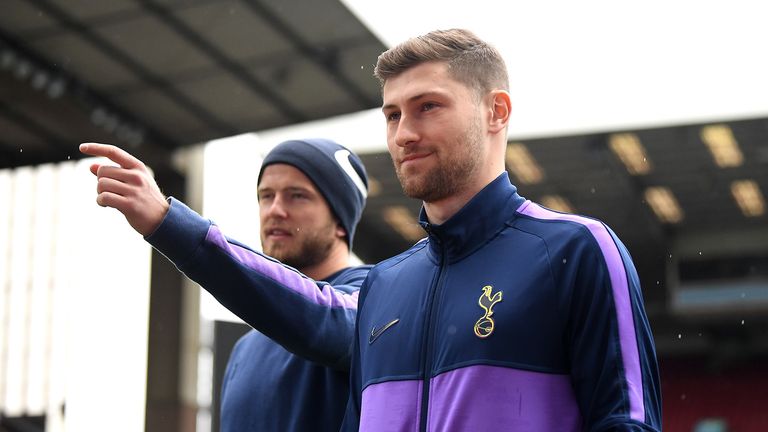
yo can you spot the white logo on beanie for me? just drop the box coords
[334,150,368,198]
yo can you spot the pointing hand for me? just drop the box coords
[80,142,170,237]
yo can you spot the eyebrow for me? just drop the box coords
[381,90,448,112]
[257,185,313,194]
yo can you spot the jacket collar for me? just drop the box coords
[418,172,525,263]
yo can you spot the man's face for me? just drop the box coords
[382,61,487,203]
[258,164,342,269]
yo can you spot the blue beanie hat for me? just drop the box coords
[258,138,368,249]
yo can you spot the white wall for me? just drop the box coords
[0,160,152,432]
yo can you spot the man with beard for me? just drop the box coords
[80,138,369,432]
[341,29,662,431]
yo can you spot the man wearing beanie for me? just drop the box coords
[80,139,370,432]
[221,138,369,432]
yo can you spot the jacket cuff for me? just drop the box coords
[145,197,212,266]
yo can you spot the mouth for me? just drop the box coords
[400,152,432,165]
[264,227,293,239]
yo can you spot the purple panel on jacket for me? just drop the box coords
[428,364,581,431]
[361,379,422,431]
[517,200,645,421]
[205,225,358,309]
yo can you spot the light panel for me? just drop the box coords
[701,124,743,168]
[505,143,544,185]
[644,186,684,223]
[731,180,765,217]
[366,176,382,198]
[609,133,652,175]
[540,195,575,213]
[383,206,424,242]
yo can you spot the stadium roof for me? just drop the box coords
[0,0,386,169]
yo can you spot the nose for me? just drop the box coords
[263,194,288,219]
[393,115,418,148]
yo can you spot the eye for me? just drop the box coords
[385,111,401,122]
[421,102,438,112]
[257,191,273,202]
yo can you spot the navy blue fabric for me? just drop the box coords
[342,173,662,431]
[220,266,368,432]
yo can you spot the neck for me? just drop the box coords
[299,241,351,281]
[423,167,505,225]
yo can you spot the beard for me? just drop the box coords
[262,221,337,270]
[394,115,485,203]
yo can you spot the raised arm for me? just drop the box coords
[80,143,361,369]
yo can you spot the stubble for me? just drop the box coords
[263,221,336,270]
[395,114,485,203]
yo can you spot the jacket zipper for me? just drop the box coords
[418,231,446,432]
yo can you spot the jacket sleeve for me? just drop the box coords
[564,224,662,431]
[145,198,361,370]
[341,310,363,431]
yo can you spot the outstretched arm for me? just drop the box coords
[80,142,362,369]
[148,198,362,369]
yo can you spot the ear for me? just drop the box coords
[336,223,347,240]
[487,90,511,134]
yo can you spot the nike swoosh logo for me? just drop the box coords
[369,318,400,344]
[334,149,368,198]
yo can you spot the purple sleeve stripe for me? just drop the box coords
[517,200,645,422]
[204,225,358,310]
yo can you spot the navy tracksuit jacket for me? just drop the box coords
[343,173,661,431]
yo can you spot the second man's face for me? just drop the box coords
[258,163,342,269]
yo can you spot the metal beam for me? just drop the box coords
[138,0,308,123]
[0,99,74,162]
[242,0,379,109]
[0,27,178,152]
[26,0,239,138]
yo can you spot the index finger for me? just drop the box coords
[79,142,143,169]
